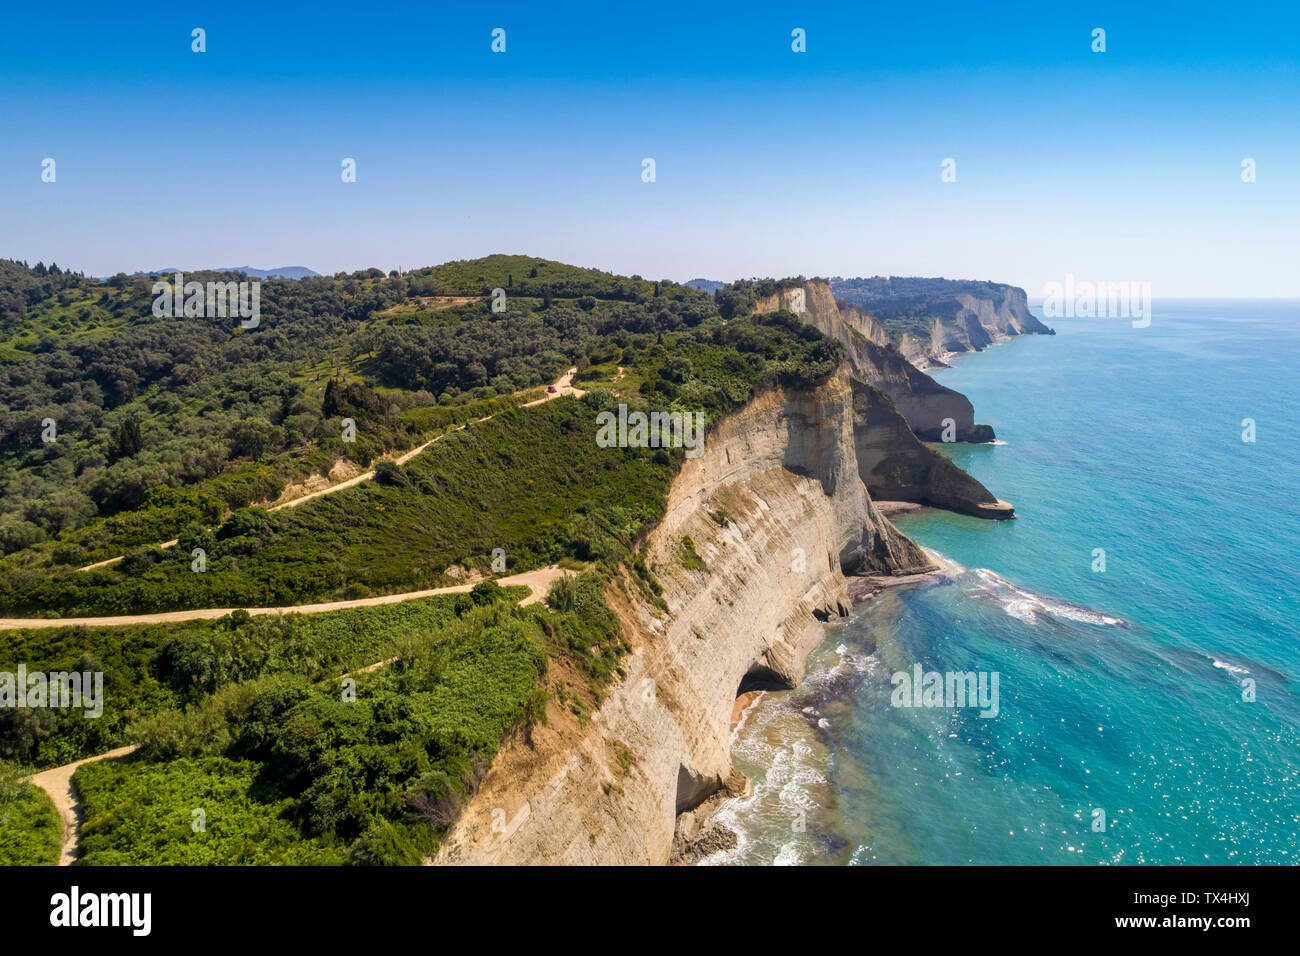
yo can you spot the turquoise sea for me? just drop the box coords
[711,301,1300,865]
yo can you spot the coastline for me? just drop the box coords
[729,690,767,739]
[844,545,952,604]
[695,548,951,864]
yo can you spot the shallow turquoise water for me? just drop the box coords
[710,302,1300,865]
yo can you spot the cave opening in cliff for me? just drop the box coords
[736,663,793,696]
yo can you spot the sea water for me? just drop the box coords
[708,301,1300,865]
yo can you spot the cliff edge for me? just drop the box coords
[749,281,995,443]
[435,370,934,865]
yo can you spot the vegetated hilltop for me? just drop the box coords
[0,251,846,614]
[0,255,705,565]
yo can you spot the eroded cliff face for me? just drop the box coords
[900,330,947,370]
[917,288,1054,366]
[852,381,1013,519]
[750,282,994,442]
[838,301,891,347]
[435,371,932,866]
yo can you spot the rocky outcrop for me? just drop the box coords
[750,282,995,442]
[900,331,948,370]
[852,381,1013,519]
[435,370,934,865]
[837,301,891,347]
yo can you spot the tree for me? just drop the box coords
[470,580,502,605]
[111,419,143,460]
[661,356,693,384]
[373,460,409,487]
[321,378,342,417]
[346,819,422,866]
[227,418,281,460]
[216,508,273,542]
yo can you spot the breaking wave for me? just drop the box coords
[967,566,1127,627]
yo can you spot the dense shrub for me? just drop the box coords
[0,761,61,865]
[74,756,347,865]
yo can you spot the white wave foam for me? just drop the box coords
[703,690,832,865]
[971,568,1126,627]
[1212,659,1250,676]
[923,547,966,574]
[772,842,802,866]
[728,690,769,746]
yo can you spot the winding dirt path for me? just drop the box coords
[262,416,490,514]
[74,369,578,572]
[1,566,570,631]
[28,745,139,866]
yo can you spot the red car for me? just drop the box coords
[547,385,558,393]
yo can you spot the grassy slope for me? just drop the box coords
[0,399,673,614]
[0,771,61,865]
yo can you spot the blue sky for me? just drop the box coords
[2,1,1298,296]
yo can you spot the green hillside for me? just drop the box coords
[0,253,843,864]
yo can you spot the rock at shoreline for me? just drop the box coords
[671,823,739,865]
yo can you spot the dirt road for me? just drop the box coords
[1,566,571,631]
[19,565,576,863]
[28,745,140,866]
[522,367,582,406]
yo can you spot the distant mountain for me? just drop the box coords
[215,266,320,279]
[685,278,726,294]
[129,266,320,280]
